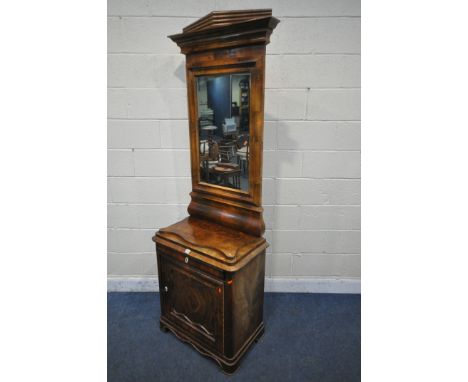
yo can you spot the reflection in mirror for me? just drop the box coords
[197,73,250,192]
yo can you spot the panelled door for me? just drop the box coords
[159,253,224,352]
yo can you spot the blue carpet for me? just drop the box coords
[108,292,360,381]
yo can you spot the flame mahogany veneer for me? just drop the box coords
[152,9,279,374]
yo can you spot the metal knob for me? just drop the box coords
[185,257,189,264]
[164,286,168,292]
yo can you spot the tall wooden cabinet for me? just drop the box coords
[152,9,279,374]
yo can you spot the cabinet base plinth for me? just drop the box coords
[159,317,264,375]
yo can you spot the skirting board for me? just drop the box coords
[107,276,360,294]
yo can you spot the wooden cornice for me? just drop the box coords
[168,9,280,54]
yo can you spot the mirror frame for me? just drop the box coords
[186,49,265,208]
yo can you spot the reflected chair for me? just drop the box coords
[212,163,241,189]
[200,141,219,183]
[218,141,237,163]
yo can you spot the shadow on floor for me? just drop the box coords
[108,292,360,381]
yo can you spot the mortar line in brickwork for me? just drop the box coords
[107,176,360,181]
[107,53,182,55]
[267,119,361,122]
[107,203,360,207]
[107,175,190,179]
[108,228,163,231]
[107,15,197,19]
[107,252,360,255]
[269,229,361,232]
[107,228,361,232]
[107,52,360,56]
[108,203,359,206]
[107,202,187,207]
[107,87,361,90]
[108,252,155,254]
[107,118,361,122]
[285,176,359,181]
[298,53,360,56]
[107,176,191,179]
[107,149,361,152]
[264,149,361,152]
[107,148,189,151]
[107,148,361,152]
[108,118,188,121]
[107,86,361,91]
[107,15,360,19]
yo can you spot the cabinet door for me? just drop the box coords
[159,255,224,352]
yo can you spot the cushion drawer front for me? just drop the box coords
[158,252,224,353]
[156,241,225,280]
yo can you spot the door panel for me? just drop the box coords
[159,255,224,352]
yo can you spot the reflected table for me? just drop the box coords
[211,163,241,189]
[201,125,218,137]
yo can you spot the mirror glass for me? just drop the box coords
[196,73,250,192]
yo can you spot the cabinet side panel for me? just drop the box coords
[229,251,265,356]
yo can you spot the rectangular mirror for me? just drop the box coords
[196,73,250,192]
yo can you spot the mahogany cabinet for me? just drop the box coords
[152,9,279,374]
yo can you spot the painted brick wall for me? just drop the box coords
[107,0,361,280]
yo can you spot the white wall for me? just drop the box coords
[107,0,361,286]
